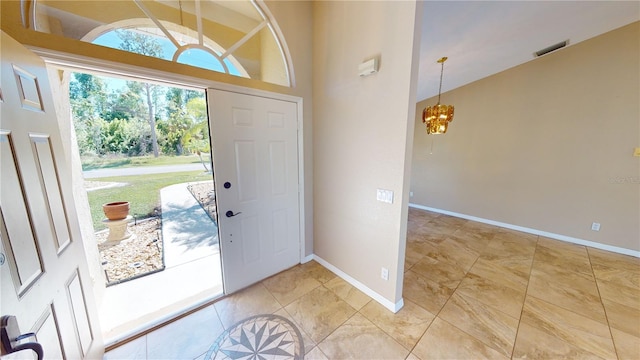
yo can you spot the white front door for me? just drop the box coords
[0,32,103,359]
[208,89,300,294]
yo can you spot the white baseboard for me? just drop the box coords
[312,255,404,313]
[301,254,314,264]
[409,203,640,258]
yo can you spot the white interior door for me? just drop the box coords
[208,89,300,294]
[0,32,103,359]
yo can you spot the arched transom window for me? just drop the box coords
[30,0,292,87]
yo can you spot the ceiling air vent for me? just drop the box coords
[534,40,568,57]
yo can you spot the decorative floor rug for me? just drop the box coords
[205,314,304,360]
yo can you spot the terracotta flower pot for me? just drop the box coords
[102,201,130,221]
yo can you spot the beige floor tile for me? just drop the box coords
[408,208,439,222]
[521,296,616,359]
[146,305,224,360]
[404,245,425,271]
[438,292,519,357]
[431,215,468,228]
[467,257,529,293]
[533,241,593,276]
[305,345,330,360]
[412,317,509,360]
[284,285,356,343]
[299,260,337,284]
[406,239,438,259]
[537,236,588,257]
[494,228,538,245]
[478,252,534,276]
[611,328,640,360]
[411,255,466,289]
[531,259,596,285]
[427,238,480,273]
[409,224,450,244]
[273,308,317,354]
[407,229,439,244]
[262,265,322,306]
[588,248,640,290]
[213,283,281,328]
[448,230,493,254]
[425,219,463,235]
[317,313,409,359]
[403,270,455,314]
[602,297,640,338]
[597,278,640,310]
[406,352,421,360]
[527,270,606,323]
[513,321,605,360]
[455,273,526,319]
[537,236,589,253]
[324,277,371,310]
[459,220,500,239]
[359,299,434,350]
[485,235,536,258]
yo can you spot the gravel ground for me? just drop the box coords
[187,181,217,221]
[96,217,164,285]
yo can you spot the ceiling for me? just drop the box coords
[417,1,640,102]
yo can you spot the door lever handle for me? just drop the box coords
[225,210,242,218]
[1,315,44,360]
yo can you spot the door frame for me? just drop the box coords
[29,48,309,290]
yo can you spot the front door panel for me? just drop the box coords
[208,89,300,294]
[0,31,103,359]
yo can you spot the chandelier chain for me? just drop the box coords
[438,59,444,104]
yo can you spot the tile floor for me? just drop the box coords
[105,208,640,359]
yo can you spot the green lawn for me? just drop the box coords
[81,154,211,171]
[87,171,212,230]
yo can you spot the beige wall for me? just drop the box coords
[411,22,640,252]
[264,0,314,256]
[312,1,421,305]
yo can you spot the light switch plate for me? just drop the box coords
[376,189,394,204]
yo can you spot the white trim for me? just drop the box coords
[409,203,640,258]
[297,99,308,264]
[301,254,314,264]
[313,255,404,313]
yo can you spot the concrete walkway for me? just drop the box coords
[100,181,222,344]
[160,182,219,268]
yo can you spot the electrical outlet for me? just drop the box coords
[591,222,601,231]
[410,191,414,197]
[381,267,389,281]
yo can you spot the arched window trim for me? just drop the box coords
[26,0,294,87]
[82,19,250,78]
[255,0,295,87]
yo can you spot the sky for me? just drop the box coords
[91,29,242,91]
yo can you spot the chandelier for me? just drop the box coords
[423,57,454,134]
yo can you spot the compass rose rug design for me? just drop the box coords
[205,314,304,360]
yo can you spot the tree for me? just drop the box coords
[69,73,108,155]
[116,29,164,157]
[181,97,211,171]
